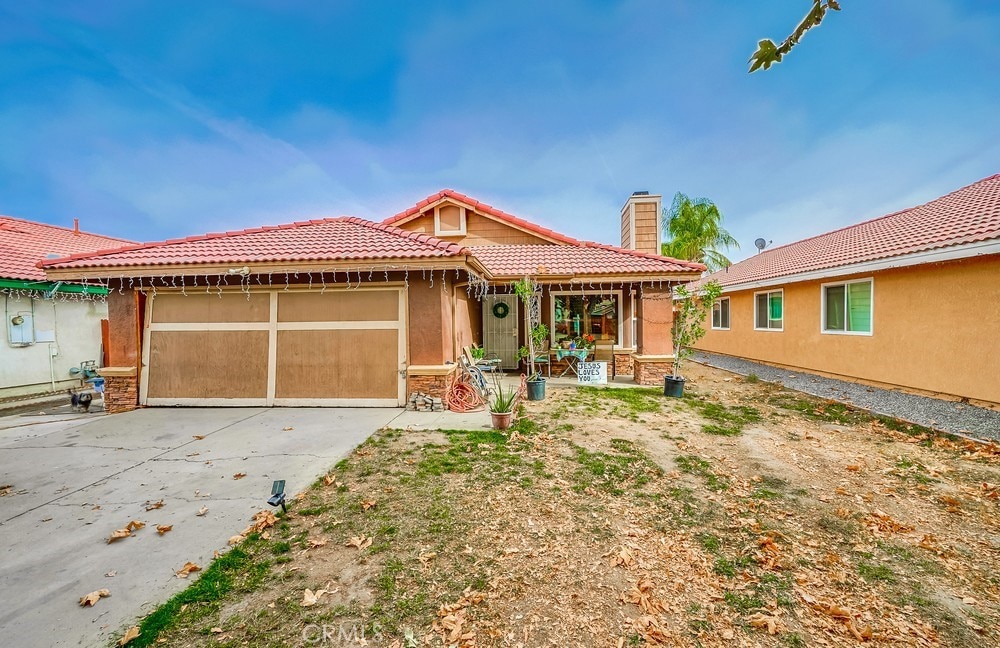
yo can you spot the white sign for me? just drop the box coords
[577,361,607,384]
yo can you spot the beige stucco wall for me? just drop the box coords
[696,255,1000,405]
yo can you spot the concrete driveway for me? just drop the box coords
[0,406,399,647]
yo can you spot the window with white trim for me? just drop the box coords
[550,292,621,346]
[754,290,783,330]
[823,279,872,334]
[711,297,730,330]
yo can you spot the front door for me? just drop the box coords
[482,294,519,370]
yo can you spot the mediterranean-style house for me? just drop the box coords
[40,190,704,412]
[1,216,133,398]
[692,174,1000,407]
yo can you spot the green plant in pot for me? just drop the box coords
[488,376,518,430]
[512,277,547,401]
[667,280,722,397]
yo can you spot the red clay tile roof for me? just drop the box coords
[469,243,704,278]
[383,189,582,245]
[694,173,1000,290]
[41,217,468,271]
[0,215,134,281]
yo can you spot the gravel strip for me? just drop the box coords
[692,351,1000,443]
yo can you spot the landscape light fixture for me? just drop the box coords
[267,479,287,513]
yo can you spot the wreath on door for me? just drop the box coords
[492,302,510,319]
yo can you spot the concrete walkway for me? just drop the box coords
[693,351,1000,443]
[0,406,398,647]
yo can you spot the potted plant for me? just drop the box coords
[513,277,547,401]
[667,280,723,397]
[488,380,518,430]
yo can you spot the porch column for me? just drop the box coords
[98,284,142,413]
[633,285,675,386]
[406,275,458,407]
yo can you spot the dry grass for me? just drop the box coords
[123,364,1000,647]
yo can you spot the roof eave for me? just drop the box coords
[703,238,1000,294]
[41,256,483,282]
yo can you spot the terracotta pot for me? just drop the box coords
[490,411,513,430]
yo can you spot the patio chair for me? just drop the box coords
[532,340,551,377]
[592,342,615,379]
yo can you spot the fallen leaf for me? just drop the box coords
[126,520,145,531]
[846,464,861,472]
[210,627,224,634]
[175,562,201,578]
[345,534,373,550]
[156,524,172,535]
[323,474,341,487]
[301,587,331,607]
[282,426,293,431]
[107,528,131,544]
[360,499,377,511]
[79,589,111,607]
[192,435,205,440]
[144,499,164,511]
[245,509,277,533]
[196,506,208,516]
[105,570,117,577]
[748,613,781,635]
[233,472,246,480]
[228,535,244,546]
[117,626,140,646]
[308,537,328,549]
[419,551,438,565]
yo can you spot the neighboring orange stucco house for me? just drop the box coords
[693,174,1000,407]
[40,190,703,412]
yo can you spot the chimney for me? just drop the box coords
[621,191,662,255]
[73,218,80,236]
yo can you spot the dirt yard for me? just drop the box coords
[128,363,1000,647]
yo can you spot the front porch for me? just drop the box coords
[469,281,679,387]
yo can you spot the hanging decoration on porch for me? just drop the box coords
[491,301,510,319]
[15,263,495,304]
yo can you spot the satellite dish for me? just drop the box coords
[754,238,771,253]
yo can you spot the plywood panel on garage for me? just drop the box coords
[152,292,270,323]
[277,290,398,322]
[274,329,398,398]
[146,330,269,398]
[141,288,405,407]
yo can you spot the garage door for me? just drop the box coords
[140,288,406,406]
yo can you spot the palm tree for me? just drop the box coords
[661,192,739,271]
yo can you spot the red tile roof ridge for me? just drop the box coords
[752,172,1000,259]
[38,216,353,268]
[383,189,582,245]
[0,213,135,245]
[341,217,468,256]
[579,240,707,271]
[690,172,1000,290]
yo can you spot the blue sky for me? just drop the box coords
[1,0,997,261]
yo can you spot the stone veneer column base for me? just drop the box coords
[632,355,676,386]
[612,351,635,378]
[405,365,459,409]
[98,367,139,413]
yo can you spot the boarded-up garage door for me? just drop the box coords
[141,288,405,406]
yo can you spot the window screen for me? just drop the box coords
[824,280,871,333]
[755,291,782,329]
